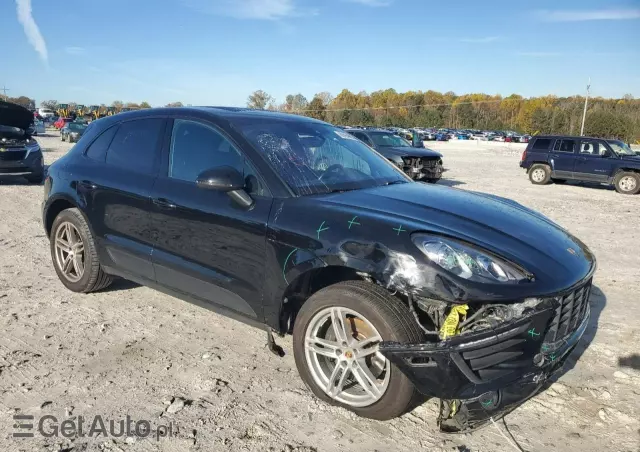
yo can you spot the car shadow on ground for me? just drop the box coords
[618,354,640,371]
[99,278,141,292]
[546,284,606,382]
[437,179,466,188]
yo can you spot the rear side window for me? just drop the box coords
[106,119,164,175]
[531,138,552,151]
[553,139,576,153]
[85,126,117,162]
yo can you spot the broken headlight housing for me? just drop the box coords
[412,234,531,284]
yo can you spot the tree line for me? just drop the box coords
[247,89,640,142]
[5,89,639,142]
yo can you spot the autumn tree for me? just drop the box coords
[111,100,124,112]
[41,100,58,110]
[139,101,151,109]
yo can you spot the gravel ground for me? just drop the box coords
[0,133,638,452]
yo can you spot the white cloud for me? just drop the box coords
[182,0,316,20]
[344,0,393,6]
[65,46,86,55]
[537,9,640,22]
[459,36,500,43]
[15,0,48,64]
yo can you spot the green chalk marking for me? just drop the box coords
[393,225,406,236]
[282,248,298,284]
[527,328,540,339]
[316,221,330,240]
[348,216,361,229]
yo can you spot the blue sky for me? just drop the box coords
[1,0,639,107]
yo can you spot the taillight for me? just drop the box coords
[521,150,527,161]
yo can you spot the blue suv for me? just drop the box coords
[520,135,640,194]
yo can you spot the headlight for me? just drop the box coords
[412,234,532,284]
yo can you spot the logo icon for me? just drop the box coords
[13,414,34,437]
[567,248,577,256]
[0,147,6,153]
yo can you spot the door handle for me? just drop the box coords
[78,180,97,190]
[153,198,177,209]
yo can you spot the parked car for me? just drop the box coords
[43,107,595,431]
[30,119,46,136]
[38,107,56,119]
[346,128,444,183]
[520,135,640,194]
[0,101,45,183]
[54,117,73,129]
[61,122,88,143]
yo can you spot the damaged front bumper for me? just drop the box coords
[379,300,590,432]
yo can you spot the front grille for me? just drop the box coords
[422,158,439,168]
[0,150,27,161]
[543,280,591,344]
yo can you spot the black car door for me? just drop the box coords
[149,117,272,321]
[79,117,167,281]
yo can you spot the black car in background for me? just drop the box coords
[43,107,594,431]
[0,100,45,183]
[346,128,444,183]
[61,121,88,143]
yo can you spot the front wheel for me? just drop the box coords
[614,172,640,195]
[293,281,423,420]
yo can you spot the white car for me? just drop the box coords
[38,108,55,119]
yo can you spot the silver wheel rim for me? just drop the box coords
[531,168,546,182]
[619,176,637,192]
[54,222,85,283]
[304,306,390,407]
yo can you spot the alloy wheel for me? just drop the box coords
[54,222,85,283]
[304,306,390,407]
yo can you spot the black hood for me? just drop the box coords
[0,101,34,131]
[377,146,442,158]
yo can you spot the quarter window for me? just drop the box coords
[168,119,265,196]
[85,125,117,162]
[105,119,164,175]
[531,138,552,151]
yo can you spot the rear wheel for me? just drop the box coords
[529,164,551,185]
[614,172,640,195]
[50,208,113,293]
[61,134,65,142]
[293,281,423,420]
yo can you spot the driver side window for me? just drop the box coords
[580,140,606,156]
[168,119,265,196]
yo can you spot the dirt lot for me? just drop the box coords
[1,133,638,452]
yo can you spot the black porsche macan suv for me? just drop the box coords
[0,100,45,183]
[43,107,595,432]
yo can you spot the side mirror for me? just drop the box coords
[196,166,254,209]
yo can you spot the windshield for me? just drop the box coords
[69,123,87,131]
[368,132,410,147]
[235,119,409,195]
[0,125,25,136]
[607,140,636,156]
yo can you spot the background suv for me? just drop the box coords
[520,135,640,194]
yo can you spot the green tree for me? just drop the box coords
[307,96,326,121]
[247,90,274,110]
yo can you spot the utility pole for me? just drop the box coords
[1,86,9,101]
[580,78,591,136]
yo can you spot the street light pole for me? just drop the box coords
[1,86,9,101]
[580,78,591,136]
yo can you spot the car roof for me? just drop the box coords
[531,135,602,140]
[102,106,328,126]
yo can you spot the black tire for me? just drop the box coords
[50,208,113,293]
[61,134,65,141]
[614,171,640,195]
[528,164,551,185]
[25,172,44,184]
[551,178,566,184]
[293,280,424,421]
